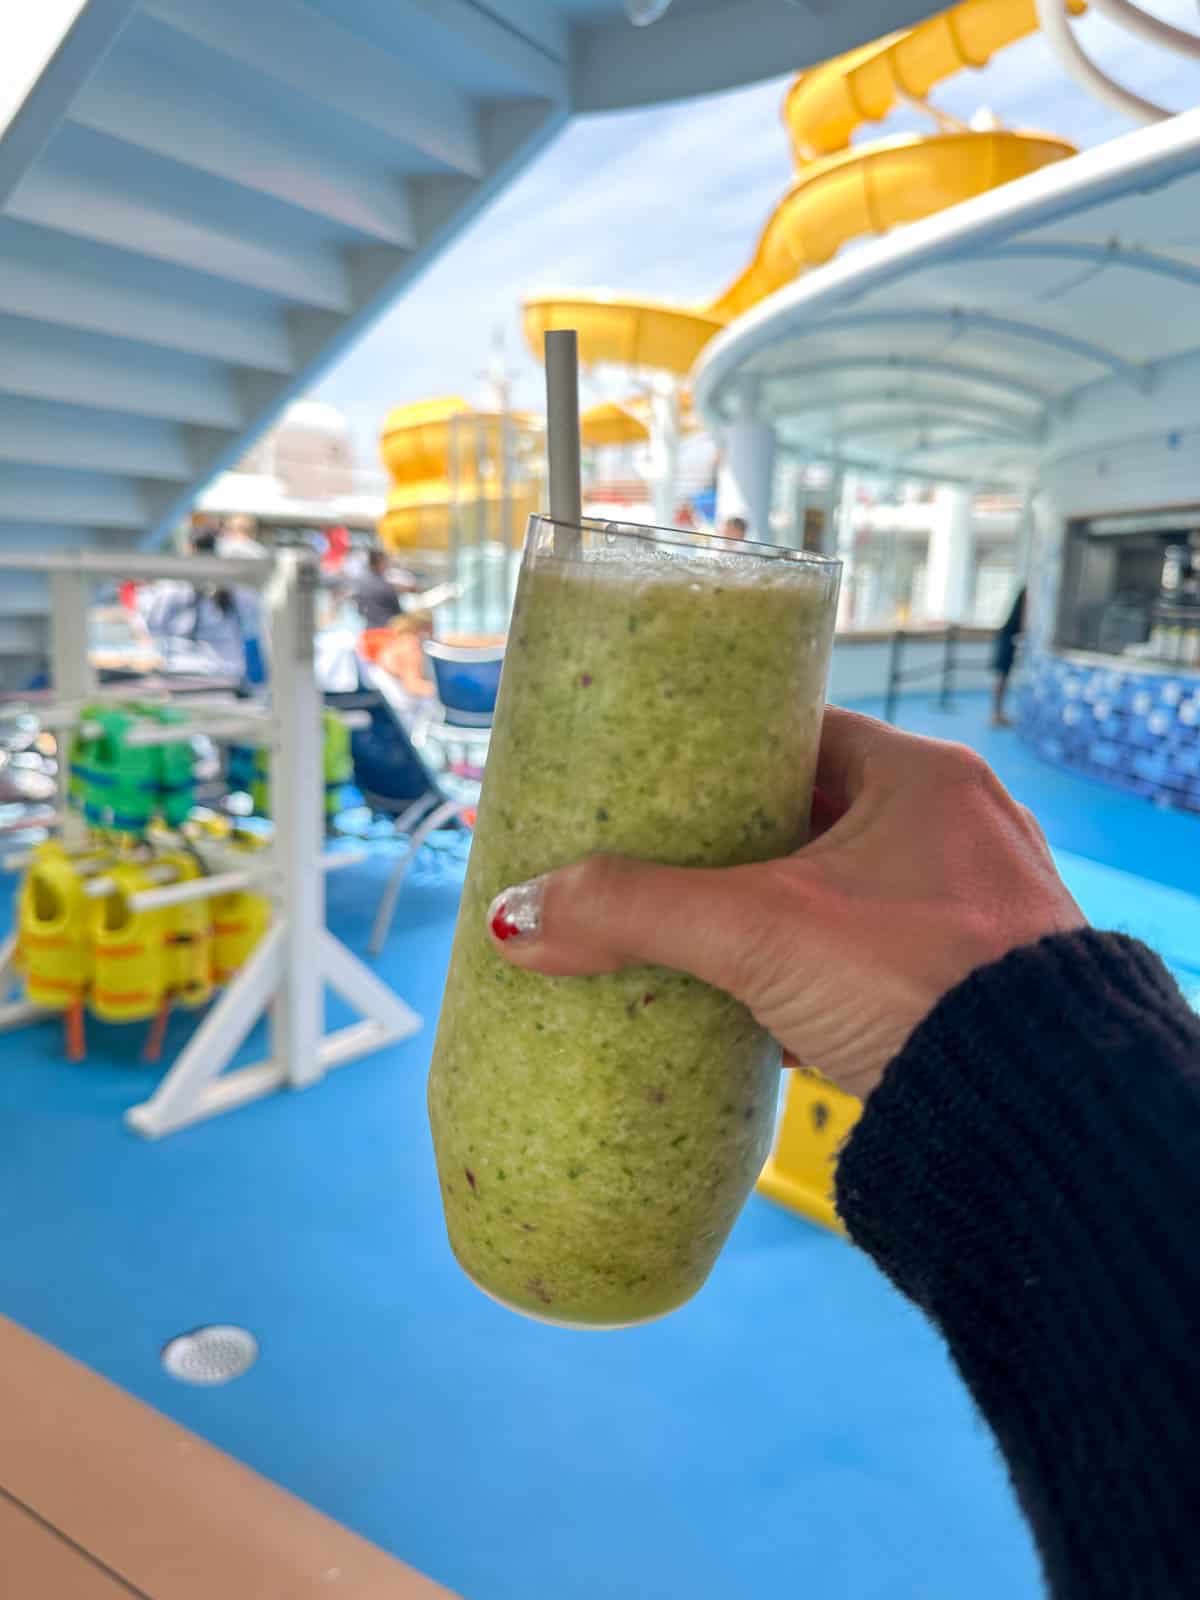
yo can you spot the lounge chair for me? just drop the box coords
[327,665,474,955]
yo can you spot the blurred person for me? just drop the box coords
[217,515,268,684]
[218,513,266,559]
[341,533,369,586]
[374,610,435,700]
[354,548,416,630]
[992,584,1027,728]
[148,528,250,686]
[321,524,352,574]
[719,514,748,540]
[486,707,1200,1600]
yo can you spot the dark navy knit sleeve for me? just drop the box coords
[836,931,1200,1600]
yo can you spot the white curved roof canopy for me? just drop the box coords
[693,109,1200,489]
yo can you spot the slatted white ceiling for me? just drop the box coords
[0,0,942,675]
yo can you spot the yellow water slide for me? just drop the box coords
[387,0,1083,559]
[523,0,1082,375]
[784,0,1087,159]
[523,297,726,383]
[380,396,518,551]
[572,399,650,447]
[379,396,648,551]
[710,127,1073,320]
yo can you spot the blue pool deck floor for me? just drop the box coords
[1,691,1197,1600]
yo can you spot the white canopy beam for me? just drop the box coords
[810,308,1149,388]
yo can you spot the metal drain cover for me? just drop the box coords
[161,1325,258,1385]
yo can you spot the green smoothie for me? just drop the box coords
[429,521,839,1326]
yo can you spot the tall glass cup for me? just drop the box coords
[429,516,840,1327]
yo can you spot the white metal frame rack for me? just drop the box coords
[0,549,420,1138]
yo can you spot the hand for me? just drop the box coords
[487,707,1084,1102]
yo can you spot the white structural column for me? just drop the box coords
[647,376,682,527]
[716,380,776,540]
[924,486,975,622]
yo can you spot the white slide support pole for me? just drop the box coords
[1035,0,1169,124]
[648,376,682,528]
[1090,0,1200,59]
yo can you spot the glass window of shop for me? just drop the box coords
[823,478,1020,632]
[1056,512,1200,668]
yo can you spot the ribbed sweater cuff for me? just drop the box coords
[836,930,1200,1600]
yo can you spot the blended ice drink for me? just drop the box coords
[429,516,839,1326]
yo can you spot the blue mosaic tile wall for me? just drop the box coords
[1020,652,1200,814]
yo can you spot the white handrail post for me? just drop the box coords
[267,551,325,1090]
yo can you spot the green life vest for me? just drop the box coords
[66,704,108,815]
[144,705,195,828]
[68,704,194,839]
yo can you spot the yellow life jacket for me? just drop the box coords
[210,887,271,984]
[18,846,91,1011]
[90,863,168,1023]
[155,851,214,1010]
[210,833,271,983]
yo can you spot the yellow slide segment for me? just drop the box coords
[576,399,649,447]
[379,396,648,551]
[380,396,535,552]
[711,128,1073,320]
[522,295,726,383]
[381,480,539,553]
[381,397,514,487]
[786,0,1087,160]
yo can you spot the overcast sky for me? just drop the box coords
[313,2,1200,465]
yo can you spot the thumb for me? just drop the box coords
[487,853,796,1006]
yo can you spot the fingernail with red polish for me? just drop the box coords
[488,879,543,943]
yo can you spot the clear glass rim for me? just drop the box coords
[529,513,842,571]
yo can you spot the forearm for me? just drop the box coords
[837,931,1200,1600]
